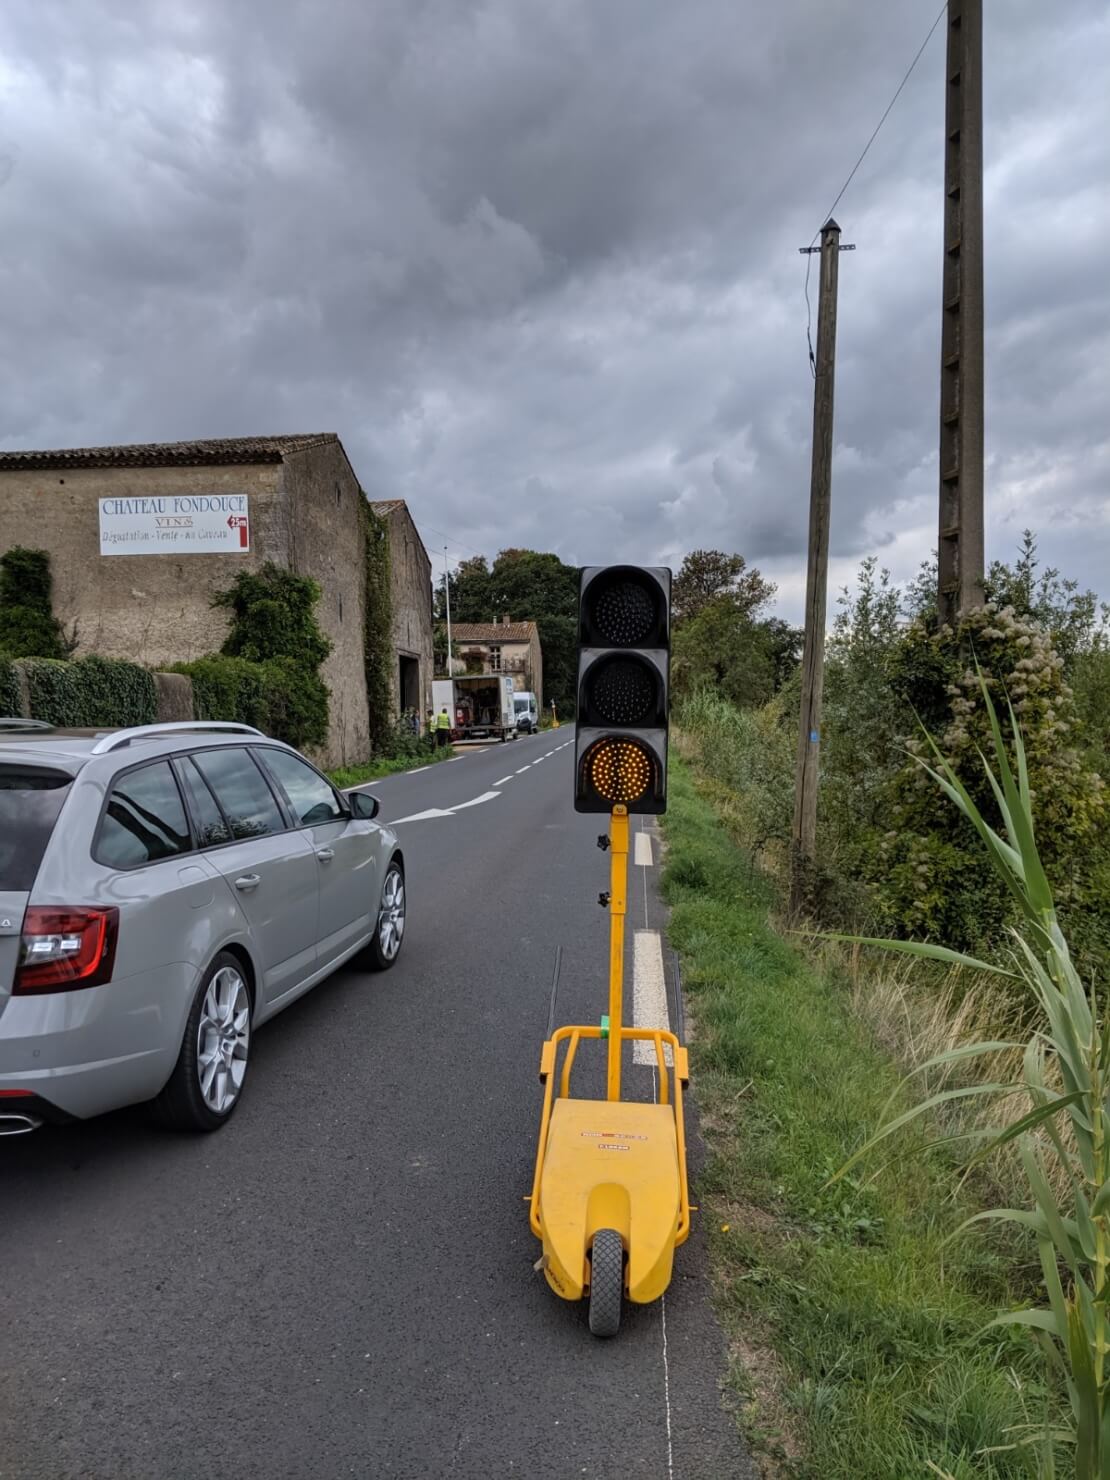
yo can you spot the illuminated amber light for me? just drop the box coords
[589,738,652,804]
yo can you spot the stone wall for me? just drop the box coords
[380,504,433,722]
[0,462,286,665]
[281,444,371,768]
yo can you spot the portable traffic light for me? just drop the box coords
[574,565,670,814]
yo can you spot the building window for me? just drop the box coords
[489,646,501,672]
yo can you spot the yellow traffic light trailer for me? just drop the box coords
[528,566,691,1337]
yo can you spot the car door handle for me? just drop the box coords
[234,874,261,892]
[316,848,335,863]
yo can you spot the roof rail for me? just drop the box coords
[90,722,266,755]
[0,718,53,730]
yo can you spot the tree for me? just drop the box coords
[672,600,783,710]
[489,550,579,715]
[434,556,492,625]
[672,549,775,626]
[985,529,1104,668]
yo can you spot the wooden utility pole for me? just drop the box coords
[792,219,852,913]
[937,0,985,625]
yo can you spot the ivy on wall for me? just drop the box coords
[0,547,74,660]
[174,564,332,751]
[360,500,394,750]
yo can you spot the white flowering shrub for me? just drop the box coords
[872,604,1107,964]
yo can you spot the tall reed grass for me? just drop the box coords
[834,675,1108,1478]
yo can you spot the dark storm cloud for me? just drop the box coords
[0,0,1106,618]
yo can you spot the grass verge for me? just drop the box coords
[328,745,454,789]
[661,756,1059,1479]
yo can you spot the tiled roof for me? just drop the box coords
[452,622,538,643]
[0,434,337,470]
[369,499,407,516]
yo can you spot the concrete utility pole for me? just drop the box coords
[792,219,852,914]
[937,0,985,625]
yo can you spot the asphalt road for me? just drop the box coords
[0,729,753,1480]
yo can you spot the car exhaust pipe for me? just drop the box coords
[0,1112,43,1136]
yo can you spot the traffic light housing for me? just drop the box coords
[574,565,670,814]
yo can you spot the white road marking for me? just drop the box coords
[408,766,430,774]
[662,1297,675,1480]
[493,776,513,786]
[515,766,531,774]
[634,832,654,867]
[389,807,456,824]
[632,930,671,1066]
[451,790,502,811]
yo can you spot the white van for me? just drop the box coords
[513,691,539,734]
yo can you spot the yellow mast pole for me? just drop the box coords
[606,806,629,1101]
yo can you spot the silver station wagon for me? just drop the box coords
[0,721,405,1134]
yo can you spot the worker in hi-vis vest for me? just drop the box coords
[436,707,451,748]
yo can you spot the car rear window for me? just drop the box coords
[0,765,73,890]
[95,760,191,869]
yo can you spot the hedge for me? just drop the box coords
[18,656,157,728]
[0,655,21,718]
[173,654,328,751]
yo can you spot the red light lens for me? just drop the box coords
[15,907,119,995]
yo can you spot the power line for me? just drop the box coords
[416,520,489,565]
[803,1,947,375]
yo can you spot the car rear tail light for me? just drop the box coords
[15,907,119,995]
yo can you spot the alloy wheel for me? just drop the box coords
[378,868,406,961]
[196,966,251,1115]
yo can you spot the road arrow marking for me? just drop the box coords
[451,790,501,811]
[389,808,457,824]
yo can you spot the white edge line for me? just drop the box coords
[632,930,671,1066]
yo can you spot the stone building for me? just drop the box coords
[369,500,434,724]
[0,435,433,767]
[450,619,543,704]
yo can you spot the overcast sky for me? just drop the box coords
[1,0,1106,621]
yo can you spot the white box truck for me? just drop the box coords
[432,675,519,742]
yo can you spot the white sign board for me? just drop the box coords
[98,494,251,556]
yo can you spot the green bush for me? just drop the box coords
[0,547,73,660]
[677,687,795,854]
[172,656,269,730]
[0,654,21,718]
[205,563,332,749]
[172,654,328,751]
[215,564,332,669]
[17,656,156,728]
[260,658,329,751]
[871,604,1107,964]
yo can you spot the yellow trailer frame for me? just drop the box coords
[528,807,691,1327]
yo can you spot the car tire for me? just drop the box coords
[364,860,406,972]
[152,952,253,1133]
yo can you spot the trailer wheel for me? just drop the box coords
[588,1229,624,1338]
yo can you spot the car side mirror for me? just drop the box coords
[349,791,380,820]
